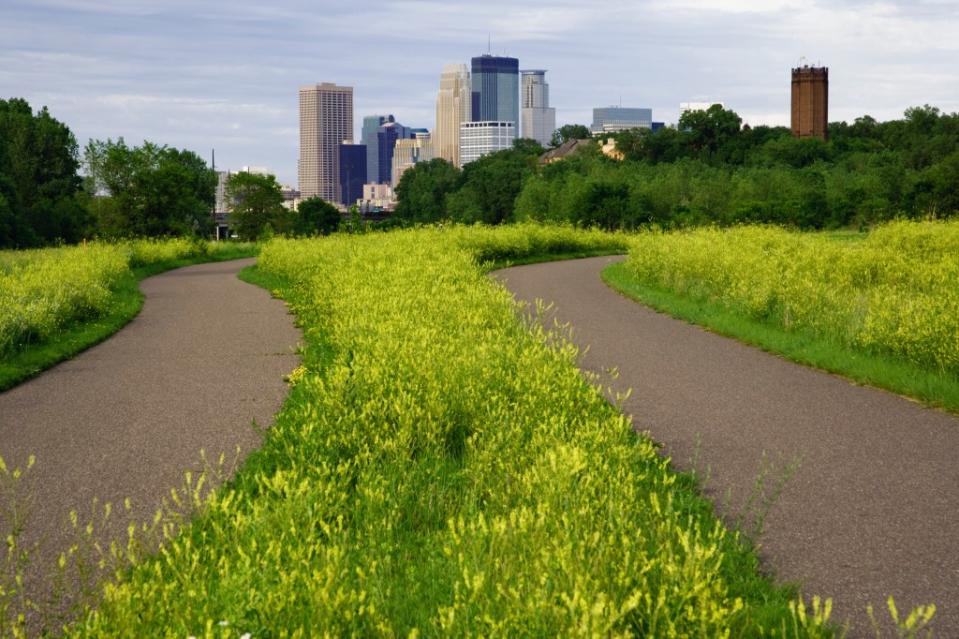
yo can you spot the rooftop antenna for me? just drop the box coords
[488,33,491,54]
[798,55,808,67]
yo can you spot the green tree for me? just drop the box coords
[226,171,289,240]
[678,105,743,160]
[447,143,542,225]
[84,139,216,237]
[550,124,592,147]
[294,196,341,235]
[0,98,87,247]
[393,158,461,223]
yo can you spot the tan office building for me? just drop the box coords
[434,64,471,167]
[520,70,556,147]
[299,82,353,201]
[392,131,434,186]
[791,66,828,140]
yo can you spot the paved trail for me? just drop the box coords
[0,259,299,577]
[495,256,959,635]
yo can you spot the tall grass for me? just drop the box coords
[623,220,959,375]
[68,225,831,637]
[0,244,129,356]
[0,240,257,358]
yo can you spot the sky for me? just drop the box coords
[2,0,958,186]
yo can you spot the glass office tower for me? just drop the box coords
[590,106,653,134]
[362,114,394,185]
[471,55,519,127]
[376,120,413,185]
[338,143,367,206]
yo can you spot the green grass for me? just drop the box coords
[603,260,959,414]
[0,245,257,392]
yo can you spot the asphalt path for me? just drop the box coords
[0,258,299,612]
[495,255,959,636]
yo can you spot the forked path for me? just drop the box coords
[495,256,959,635]
[0,259,299,560]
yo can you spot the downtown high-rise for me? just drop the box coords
[434,64,471,167]
[471,55,519,126]
[362,114,393,186]
[520,70,556,146]
[299,82,353,202]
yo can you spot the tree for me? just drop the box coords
[225,171,289,240]
[294,196,341,235]
[678,104,743,160]
[447,143,542,224]
[84,139,216,237]
[550,124,592,147]
[0,98,87,247]
[394,158,461,223]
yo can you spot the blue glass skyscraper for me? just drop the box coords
[470,55,519,126]
[338,143,367,206]
[362,114,393,185]
[376,120,413,185]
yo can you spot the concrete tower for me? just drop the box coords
[299,82,353,201]
[435,64,471,167]
[520,70,556,146]
[791,66,828,140]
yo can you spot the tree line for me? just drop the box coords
[0,98,342,248]
[394,105,959,230]
[5,96,957,248]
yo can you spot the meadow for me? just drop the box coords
[0,239,257,390]
[56,225,837,637]
[608,220,959,411]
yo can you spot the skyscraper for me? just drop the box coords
[471,55,519,126]
[338,143,367,207]
[520,70,556,146]
[435,64,471,167]
[376,120,413,185]
[791,66,828,140]
[362,114,393,186]
[299,82,353,202]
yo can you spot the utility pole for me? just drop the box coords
[211,148,218,241]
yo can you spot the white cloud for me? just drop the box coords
[2,0,958,184]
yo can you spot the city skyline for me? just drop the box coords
[3,0,959,185]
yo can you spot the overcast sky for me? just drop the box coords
[3,0,958,185]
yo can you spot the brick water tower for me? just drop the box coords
[791,65,828,140]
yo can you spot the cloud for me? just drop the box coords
[2,0,958,185]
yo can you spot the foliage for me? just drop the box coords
[84,139,217,238]
[293,196,341,236]
[66,225,831,637]
[514,105,959,230]
[445,141,543,225]
[0,98,87,248]
[393,158,461,223]
[550,123,592,147]
[623,220,959,374]
[678,104,744,160]
[225,171,289,240]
